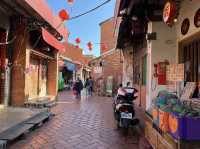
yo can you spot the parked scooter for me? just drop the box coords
[113,86,139,135]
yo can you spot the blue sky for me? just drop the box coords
[46,0,116,56]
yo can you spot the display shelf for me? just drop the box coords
[145,113,200,149]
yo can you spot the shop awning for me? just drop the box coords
[23,0,68,40]
[64,61,76,72]
[42,28,65,53]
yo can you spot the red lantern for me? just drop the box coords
[68,0,74,5]
[87,42,92,47]
[101,43,107,51]
[87,42,93,51]
[163,1,176,25]
[75,38,81,44]
[59,9,70,21]
[75,45,79,49]
[88,46,93,51]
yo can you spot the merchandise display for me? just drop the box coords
[151,90,200,140]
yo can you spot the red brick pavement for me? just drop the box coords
[9,91,150,149]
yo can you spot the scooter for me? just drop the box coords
[113,87,139,135]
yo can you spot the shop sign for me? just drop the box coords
[181,18,190,35]
[94,67,102,74]
[163,1,176,25]
[194,8,200,28]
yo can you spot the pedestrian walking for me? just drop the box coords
[88,77,93,96]
[72,78,83,99]
[84,78,90,96]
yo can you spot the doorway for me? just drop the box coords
[0,28,7,104]
[29,56,48,99]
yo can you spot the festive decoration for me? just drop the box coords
[59,9,70,21]
[67,0,74,5]
[163,1,177,26]
[181,18,190,35]
[75,45,79,49]
[87,42,93,51]
[194,8,200,28]
[58,60,65,67]
[101,43,107,51]
[75,38,81,44]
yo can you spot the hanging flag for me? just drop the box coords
[59,9,70,21]
[75,38,81,44]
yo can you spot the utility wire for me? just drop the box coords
[69,0,111,20]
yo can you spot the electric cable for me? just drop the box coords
[68,0,111,20]
[0,36,16,45]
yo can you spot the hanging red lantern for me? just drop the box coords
[75,45,79,49]
[87,42,92,47]
[67,0,74,5]
[101,43,107,51]
[59,9,70,21]
[163,1,177,26]
[87,42,93,51]
[88,46,93,51]
[75,38,81,44]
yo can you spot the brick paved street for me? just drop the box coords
[10,91,148,149]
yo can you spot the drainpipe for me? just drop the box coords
[4,66,11,107]
[4,18,14,107]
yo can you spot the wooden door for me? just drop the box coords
[39,60,47,97]
[0,29,6,104]
[29,58,39,99]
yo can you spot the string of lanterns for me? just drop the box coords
[58,0,114,52]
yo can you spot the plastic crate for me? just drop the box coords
[169,113,200,140]
[168,112,185,140]
[185,116,200,140]
[152,107,159,126]
[159,109,169,132]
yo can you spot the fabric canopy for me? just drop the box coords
[64,61,76,72]
[42,28,65,53]
[24,0,68,40]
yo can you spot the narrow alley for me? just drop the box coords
[9,91,145,149]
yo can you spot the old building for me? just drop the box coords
[115,0,200,148]
[60,43,92,86]
[90,17,123,96]
[0,0,68,106]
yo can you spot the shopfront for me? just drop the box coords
[28,56,48,99]
[26,28,59,100]
[145,1,200,148]
[58,56,76,90]
[0,8,11,106]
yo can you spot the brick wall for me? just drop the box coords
[100,18,117,54]
[62,43,89,65]
[90,50,123,95]
[11,24,27,106]
[11,24,59,106]
[89,17,123,96]
[47,53,58,97]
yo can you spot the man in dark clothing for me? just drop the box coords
[73,78,83,98]
[88,77,93,96]
[84,78,90,96]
